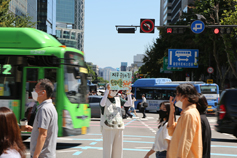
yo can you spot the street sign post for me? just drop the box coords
[140,19,155,33]
[207,79,213,84]
[207,67,214,74]
[191,20,205,34]
[168,49,199,68]
[163,57,183,71]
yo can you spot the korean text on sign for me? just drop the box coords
[109,71,132,90]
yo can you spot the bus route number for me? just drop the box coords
[0,64,12,75]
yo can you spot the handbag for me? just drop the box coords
[143,102,148,108]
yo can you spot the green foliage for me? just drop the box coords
[86,64,96,80]
[0,0,36,27]
[140,0,237,86]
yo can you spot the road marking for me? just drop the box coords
[125,119,137,126]
[90,142,97,145]
[72,151,82,155]
[211,145,237,148]
[208,119,217,123]
[88,133,155,138]
[138,119,156,133]
[57,150,79,153]
[211,153,237,157]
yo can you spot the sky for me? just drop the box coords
[84,0,160,69]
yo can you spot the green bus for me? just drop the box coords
[0,28,90,137]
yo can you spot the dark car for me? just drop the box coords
[89,95,126,118]
[89,95,103,118]
[215,89,237,138]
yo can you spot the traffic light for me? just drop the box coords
[117,28,136,33]
[213,27,233,34]
[166,27,186,34]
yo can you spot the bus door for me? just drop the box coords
[21,67,58,126]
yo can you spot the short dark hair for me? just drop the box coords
[38,78,54,98]
[176,83,199,104]
[197,94,208,114]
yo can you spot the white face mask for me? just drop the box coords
[176,100,183,109]
[31,90,44,101]
[31,91,38,101]
[110,91,117,97]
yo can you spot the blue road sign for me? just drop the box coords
[191,20,205,34]
[168,49,199,68]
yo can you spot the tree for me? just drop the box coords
[193,0,236,89]
[0,0,36,27]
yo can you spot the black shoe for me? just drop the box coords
[129,115,133,118]
[142,116,146,118]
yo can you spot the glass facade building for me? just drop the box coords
[37,0,56,35]
[9,0,27,16]
[56,0,84,51]
[56,0,75,24]
[121,62,128,71]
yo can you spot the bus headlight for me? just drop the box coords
[63,110,73,129]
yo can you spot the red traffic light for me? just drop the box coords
[167,28,172,33]
[214,28,220,34]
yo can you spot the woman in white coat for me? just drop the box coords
[100,84,132,158]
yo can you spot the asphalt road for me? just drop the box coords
[24,112,237,158]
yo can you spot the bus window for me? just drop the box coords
[0,56,19,99]
[200,85,217,94]
[136,88,153,99]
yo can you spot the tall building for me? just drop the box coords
[120,62,127,71]
[9,0,27,16]
[99,67,116,81]
[27,0,37,28]
[37,0,56,35]
[160,0,194,25]
[86,62,99,76]
[56,0,85,51]
[160,0,172,25]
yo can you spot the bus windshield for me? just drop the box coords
[64,52,88,104]
[200,85,217,94]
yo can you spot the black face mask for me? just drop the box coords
[159,110,168,119]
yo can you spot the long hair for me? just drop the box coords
[197,94,208,114]
[0,107,26,158]
[158,101,176,128]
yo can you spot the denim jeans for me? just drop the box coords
[156,150,167,158]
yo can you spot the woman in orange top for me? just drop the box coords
[167,83,202,158]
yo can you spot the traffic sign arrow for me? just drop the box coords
[178,58,189,61]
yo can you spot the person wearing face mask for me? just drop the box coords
[25,79,58,158]
[144,101,174,158]
[167,83,202,158]
[100,83,132,158]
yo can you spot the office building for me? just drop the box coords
[9,0,27,16]
[120,62,127,71]
[160,0,194,25]
[9,0,37,27]
[86,62,99,76]
[56,0,85,51]
[37,0,56,35]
